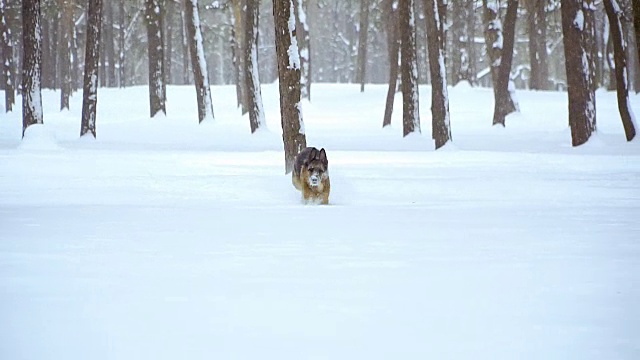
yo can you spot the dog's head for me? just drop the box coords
[301,148,328,188]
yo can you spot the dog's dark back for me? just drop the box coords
[294,147,328,176]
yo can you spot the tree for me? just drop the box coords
[561,0,597,146]
[273,0,307,173]
[145,0,167,117]
[244,0,265,132]
[0,0,14,112]
[293,0,311,99]
[119,0,126,87]
[184,0,215,123]
[231,0,248,113]
[59,0,73,110]
[491,0,519,126]
[451,0,476,86]
[399,0,420,136]
[355,0,370,92]
[383,0,399,128]
[632,0,640,71]
[526,0,550,90]
[425,0,451,148]
[22,0,43,137]
[81,0,102,138]
[604,0,637,141]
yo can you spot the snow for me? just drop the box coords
[1,83,640,359]
[574,9,585,31]
[286,1,301,70]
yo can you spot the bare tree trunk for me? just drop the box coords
[184,0,214,123]
[232,0,248,114]
[604,0,637,141]
[104,0,116,87]
[632,0,640,78]
[81,0,102,138]
[245,0,265,132]
[561,0,597,146]
[118,0,125,87]
[355,0,370,92]
[273,0,307,173]
[165,0,174,85]
[145,0,167,117]
[294,0,311,99]
[22,0,43,136]
[0,0,14,112]
[399,0,420,136]
[492,0,518,126]
[451,0,475,85]
[527,0,549,90]
[425,0,451,148]
[59,0,73,110]
[180,3,190,84]
[383,0,399,128]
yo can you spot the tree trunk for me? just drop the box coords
[119,0,125,87]
[245,0,265,132]
[180,4,190,84]
[527,0,549,90]
[184,0,214,123]
[232,0,248,114]
[604,0,637,141]
[0,0,14,112]
[59,0,73,110]
[273,0,307,173]
[425,0,451,148]
[632,0,640,79]
[294,0,311,99]
[165,0,173,84]
[81,0,102,138]
[606,30,617,90]
[383,0,399,128]
[584,0,598,92]
[22,0,43,137]
[399,0,420,136]
[492,0,518,126]
[355,0,370,92]
[561,0,597,146]
[145,0,167,117]
[451,0,475,85]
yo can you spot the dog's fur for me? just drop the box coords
[292,147,330,205]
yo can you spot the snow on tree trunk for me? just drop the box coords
[561,0,597,146]
[604,0,637,141]
[0,0,14,112]
[492,0,518,127]
[60,0,73,111]
[244,0,265,132]
[145,0,166,118]
[399,0,420,137]
[80,0,102,138]
[383,0,400,128]
[294,0,311,99]
[273,0,307,174]
[527,0,549,90]
[185,0,215,123]
[425,0,451,148]
[355,0,370,92]
[22,0,43,137]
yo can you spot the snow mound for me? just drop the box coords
[450,80,474,94]
[18,124,61,151]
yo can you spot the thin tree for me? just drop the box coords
[273,0,307,173]
[383,0,400,128]
[526,0,549,90]
[104,0,116,87]
[293,0,311,99]
[492,0,518,126]
[604,0,637,141]
[81,0,102,138]
[232,0,248,114]
[244,0,265,132]
[0,0,14,112]
[451,0,476,86]
[399,0,420,136]
[59,0,73,110]
[561,0,597,146]
[355,0,370,92]
[145,0,167,117]
[425,0,451,148]
[184,0,215,123]
[632,0,640,70]
[119,0,125,87]
[22,0,43,137]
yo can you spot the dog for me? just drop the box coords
[292,147,330,205]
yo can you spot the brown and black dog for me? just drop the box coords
[292,147,330,205]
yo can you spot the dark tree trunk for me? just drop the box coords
[118,0,125,87]
[399,0,420,136]
[632,0,640,79]
[0,0,14,112]
[165,0,173,84]
[383,0,399,128]
[606,30,617,90]
[180,4,190,84]
[104,0,116,87]
[145,0,167,117]
[184,0,214,123]
[273,0,307,174]
[22,0,43,136]
[425,0,451,148]
[232,0,248,114]
[244,0,265,132]
[451,0,475,85]
[561,0,597,146]
[492,0,518,126]
[527,0,549,90]
[81,0,102,138]
[60,0,73,110]
[355,0,370,92]
[604,0,637,141]
[584,0,598,92]
[72,17,79,90]
[294,0,311,99]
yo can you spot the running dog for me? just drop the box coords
[292,147,330,205]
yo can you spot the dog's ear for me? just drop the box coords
[319,148,327,163]
[309,147,318,159]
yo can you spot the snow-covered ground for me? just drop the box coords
[1,83,639,359]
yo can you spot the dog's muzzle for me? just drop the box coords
[309,175,320,186]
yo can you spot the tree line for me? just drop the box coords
[0,0,637,172]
